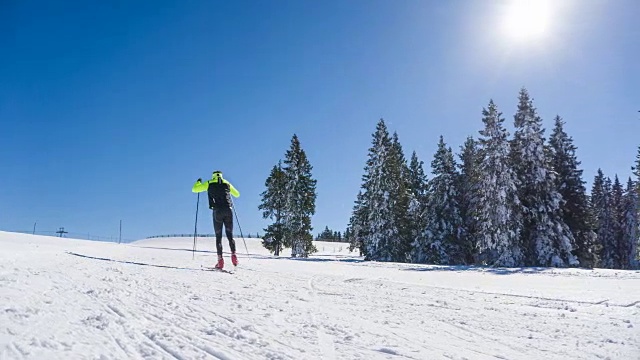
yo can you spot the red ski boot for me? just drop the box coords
[231,253,239,266]
[214,256,224,269]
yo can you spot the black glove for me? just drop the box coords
[197,178,202,182]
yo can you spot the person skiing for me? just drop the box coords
[192,171,240,269]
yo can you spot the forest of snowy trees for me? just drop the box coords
[257,88,639,269]
[346,88,640,269]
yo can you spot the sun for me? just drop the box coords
[503,0,551,41]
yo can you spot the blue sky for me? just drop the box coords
[1,0,639,241]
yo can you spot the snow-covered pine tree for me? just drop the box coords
[355,119,410,262]
[611,175,625,269]
[476,100,523,266]
[622,178,639,269]
[282,134,317,257]
[388,132,412,262]
[457,136,482,264]
[510,88,577,267]
[634,146,640,266]
[549,116,598,268]
[258,162,287,256]
[635,146,640,194]
[591,171,616,268]
[414,136,463,264]
[407,151,429,263]
[347,190,366,255]
[357,119,394,261]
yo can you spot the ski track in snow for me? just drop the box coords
[307,276,337,360]
[1,232,639,360]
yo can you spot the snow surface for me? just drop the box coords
[1,231,639,360]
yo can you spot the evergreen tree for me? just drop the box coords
[633,146,640,265]
[407,151,429,263]
[258,162,287,256]
[388,132,412,262]
[282,134,318,257]
[354,119,409,262]
[357,120,393,260]
[622,178,639,269]
[634,146,640,194]
[476,100,523,266]
[414,136,463,264]
[347,191,366,255]
[457,136,482,264]
[317,226,334,241]
[591,171,616,268]
[549,116,598,268]
[510,89,577,267]
[611,175,625,268]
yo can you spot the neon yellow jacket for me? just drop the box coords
[192,175,240,198]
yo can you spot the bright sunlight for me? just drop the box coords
[503,0,551,41]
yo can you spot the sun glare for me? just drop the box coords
[503,0,551,41]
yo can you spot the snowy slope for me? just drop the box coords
[1,231,638,360]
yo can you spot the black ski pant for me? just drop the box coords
[213,207,236,256]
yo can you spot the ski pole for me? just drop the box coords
[193,192,200,260]
[231,199,250,257]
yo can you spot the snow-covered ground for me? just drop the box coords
[1,231,638,360]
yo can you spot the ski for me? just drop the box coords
[201,265,236,274]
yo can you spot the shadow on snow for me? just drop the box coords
[400,265,589,275]
[68,249,593,276]
[66,251,215,272]
[131,245,366,263]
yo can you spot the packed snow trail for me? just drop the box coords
[1,231,639,359]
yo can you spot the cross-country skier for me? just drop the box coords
[192,171,240,269]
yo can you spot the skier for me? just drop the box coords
[192,171,240,269]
